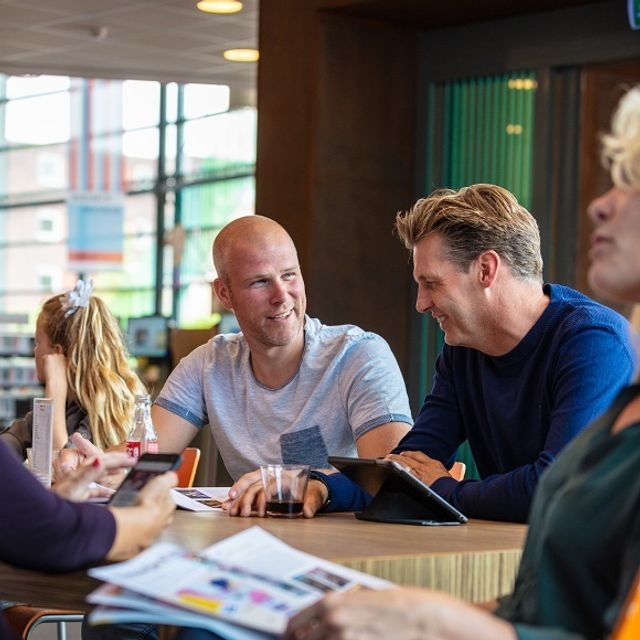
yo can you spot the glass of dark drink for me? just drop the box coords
[260,464,310,517]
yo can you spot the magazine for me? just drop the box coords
[88,584,269,640]
[171,487,230,511]
[87,526,391,636]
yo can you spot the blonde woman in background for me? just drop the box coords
[0,280,144,459]
[285,86,640,640]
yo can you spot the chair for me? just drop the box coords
[449,461,466,481]
[176,447,201,487]
[613,571,640,640]
[4,605,83,639]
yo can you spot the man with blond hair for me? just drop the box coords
[302,183,634,522]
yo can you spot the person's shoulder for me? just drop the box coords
[306,316,390,352]
[177,331,247,367]
[546,283,629,334]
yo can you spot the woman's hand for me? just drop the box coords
[107,472,178,561]
[53,432,102,478]
[51,452,135,502]
[285,587,517,640]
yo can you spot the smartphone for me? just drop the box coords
[108,453,181,507]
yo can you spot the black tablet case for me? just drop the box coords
[328,456,467,526]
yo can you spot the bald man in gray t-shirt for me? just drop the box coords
[156,315,412,480]
[151,215,411,514]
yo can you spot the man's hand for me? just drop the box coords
[224,469,264,516]
[386,451,452,485]
[302,479,328,517]
[224,470,328,518]
[52,452,135,502]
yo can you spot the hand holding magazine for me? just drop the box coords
[87,526,391,638]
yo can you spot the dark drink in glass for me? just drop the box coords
[260,464,310,518]
[266,500,304,517]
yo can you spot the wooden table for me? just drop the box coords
[0,511,526,611]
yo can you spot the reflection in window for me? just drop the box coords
[6,75,70,99]
[184,83,230,119]
[5,92,70,145]
[36,207,64,243]
[1,145,68,199]
[122,128,159,189]
[182,108,256,178]
[0,73,256,327]
[122,80,160,130]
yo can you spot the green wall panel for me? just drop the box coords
[420,71,537,478]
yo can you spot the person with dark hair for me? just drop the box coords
[284,85,640,640]
[278,182,634,522]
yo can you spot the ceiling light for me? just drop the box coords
[223,48,259,62]
[197,0,243,14]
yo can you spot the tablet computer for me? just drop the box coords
[328,456,467,526]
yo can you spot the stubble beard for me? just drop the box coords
[258,307,304,347]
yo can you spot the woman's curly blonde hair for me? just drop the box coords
[40,293,145,450]
[602,86,640,191]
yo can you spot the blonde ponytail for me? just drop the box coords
[41,293,144,449]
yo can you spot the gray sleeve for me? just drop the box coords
[339,334,413,440]
[73,412,93,444]
[155,345,209,428]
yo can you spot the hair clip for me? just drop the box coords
[59,279,94,318]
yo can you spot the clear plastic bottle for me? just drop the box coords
[143,395,159,454]
[126,394,158,457]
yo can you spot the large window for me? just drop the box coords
[0,75,256,326]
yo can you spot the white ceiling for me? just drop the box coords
[0,0,258,105]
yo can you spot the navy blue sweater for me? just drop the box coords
[322,284,635,522]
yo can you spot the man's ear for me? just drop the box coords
[213,278,233,311]
[477,250,500,288]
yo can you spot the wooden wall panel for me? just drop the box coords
[257,2,419,371]
[576,62,640,302]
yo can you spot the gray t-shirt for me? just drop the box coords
[156,316,412,480]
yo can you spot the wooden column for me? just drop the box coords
[256,1,420,372]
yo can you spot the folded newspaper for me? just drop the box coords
[87,526,391,638]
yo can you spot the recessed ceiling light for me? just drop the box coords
[197,1,243,14]
[223,48,259,62]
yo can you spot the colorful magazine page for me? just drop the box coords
[88,584,270,640]
[88,526,391,635]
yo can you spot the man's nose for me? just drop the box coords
[416,289,432,314]
[270,279,287,303]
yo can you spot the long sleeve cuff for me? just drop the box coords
[316,472,371,513]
